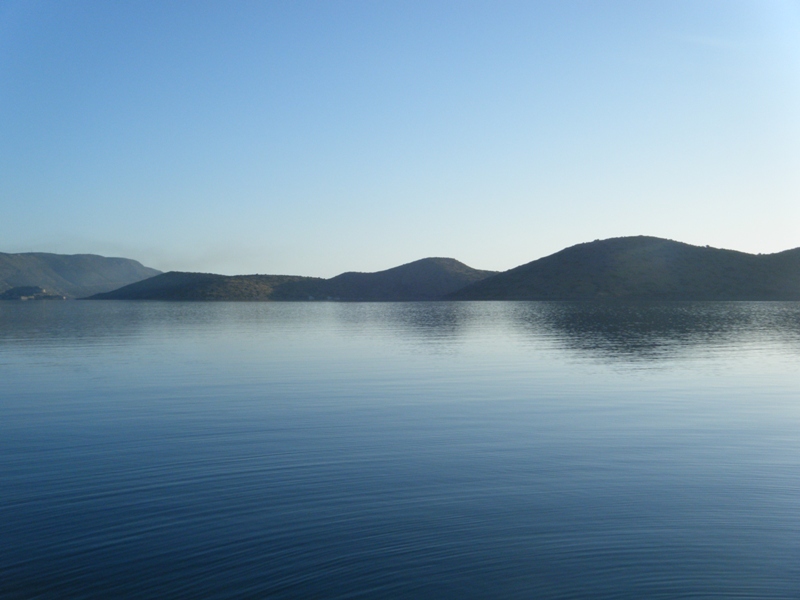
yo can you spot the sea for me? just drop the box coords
[2,300,800,599]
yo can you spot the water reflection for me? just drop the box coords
[0,301,150,345]
[332,302,483,353]
[3,300,800,599]
[507,301,800,362]
[2,300,800,363]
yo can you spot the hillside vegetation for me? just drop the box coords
[87,272,319,301]
[0,253,161,298]
[448,237,800,300]
[89,258,496,301]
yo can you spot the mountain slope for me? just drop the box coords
[448,236,800,300]
[88,272,322,300]
[276,257,497,301]
[89,258,496,301]
[0,252,161,298]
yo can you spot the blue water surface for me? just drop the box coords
[2,301,800,598]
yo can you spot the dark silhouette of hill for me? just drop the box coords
[277,257,497,301]
[448,236,800,300]
[88,258,496,301]
[88,272,320,300]
[0,252,161,298]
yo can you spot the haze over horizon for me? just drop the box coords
[2,1,799,277]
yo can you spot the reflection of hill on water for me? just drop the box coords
[3,300,800,363]
[509,301,800,362]
[0,301,149,345]
[329,302,481,352]
[356,302,800,362]
[0,301,263,346]
[381,303,477,339]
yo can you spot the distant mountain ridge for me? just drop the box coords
[0,252,161,298]
[25,237,800,302]
[89,258,496,301]
[448,236,800,300]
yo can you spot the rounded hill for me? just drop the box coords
[448,236,800,301]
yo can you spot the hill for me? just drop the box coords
[87,272,321,300]
[88,258,496,301]
[0,252,161,298]
[277,257,497,301]
[447,236,800,300]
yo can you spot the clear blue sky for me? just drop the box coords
[2,1,799,276]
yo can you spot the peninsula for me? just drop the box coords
[88,258,496,301]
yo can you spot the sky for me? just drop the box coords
[1,1,799,276]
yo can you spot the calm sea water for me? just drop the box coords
[2,301,800,599]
